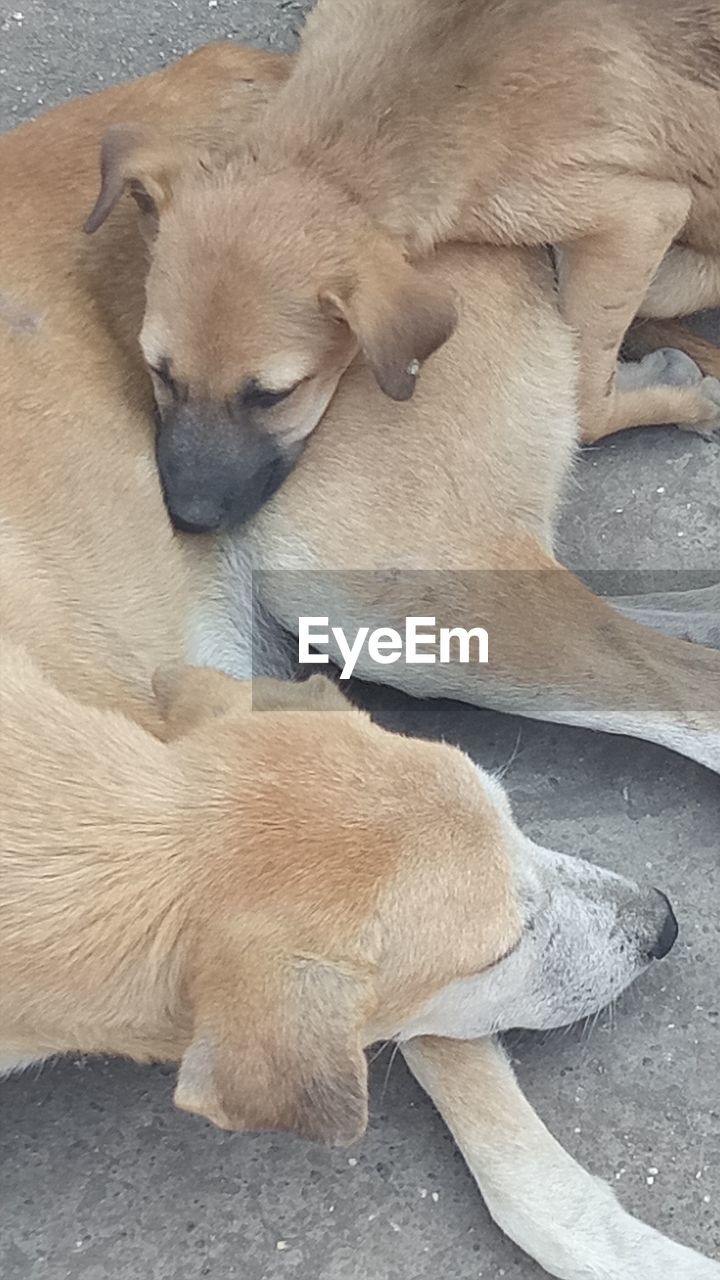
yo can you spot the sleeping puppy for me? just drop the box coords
[0,649,675,1140]
[85,0,720,528]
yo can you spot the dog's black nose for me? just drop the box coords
[156,414,298,535]
[168,508,223,535]
[647,891,679,961]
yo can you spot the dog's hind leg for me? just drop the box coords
[403,1037,720,1280]
[445,561,720,770]
[554,179,692,442]
[264,548,720,771]
[438,558,720,771]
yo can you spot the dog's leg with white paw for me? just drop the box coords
[554,179,692,444]
[403,1036,720,1280]
[582,348,720,442]
[259,550,720,771]
[273,550,720,772]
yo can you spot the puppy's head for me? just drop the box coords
[85,126,457,533]
[154,666,677,1147]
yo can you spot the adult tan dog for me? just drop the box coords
[2,41,720,1280]
[8,646,672,1141]
[84,0,720,530]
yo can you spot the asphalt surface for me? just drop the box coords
[1,3,719,1278]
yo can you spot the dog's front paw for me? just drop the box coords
[616,349,720,439]
[679,374,720,441]
[645,346,704,389]
[616,347,704,392]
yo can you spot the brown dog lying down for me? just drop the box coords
[0,648,701,1280]
[1,41,720,1280]
[84,0,720,530]
[0,646,676,1137]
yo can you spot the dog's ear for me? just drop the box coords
[153,665,353,739]
[321,246,457,401]
[84,123,180,235]
[175,932,370,1146]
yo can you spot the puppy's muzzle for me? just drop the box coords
[156,409,296,533]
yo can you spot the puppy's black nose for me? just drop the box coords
[157,429,297,534]
[169,509,223,535]
[647,891,679,961]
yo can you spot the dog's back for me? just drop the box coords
[623,0,720,88]
[263,0,720,243]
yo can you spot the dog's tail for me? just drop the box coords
[625,317,720,379]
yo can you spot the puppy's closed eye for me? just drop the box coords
[241,378,308,411]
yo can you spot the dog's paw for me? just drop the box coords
[678,375,720,440]
[645,346,704,389]
[616,347,704,392]
[699,374,720,410]
[616,350,720,439]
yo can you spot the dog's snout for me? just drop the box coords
[162,484,228,535]
[646,889,679,961]
[156,408,298,534]
[167,503,224,535]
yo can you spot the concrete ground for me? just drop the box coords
[1,3,719,1278]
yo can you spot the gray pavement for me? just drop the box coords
[1,3,719,1278]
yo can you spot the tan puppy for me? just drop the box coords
[84,0,720,529]
[0,45,287,729]
[2,42,720,1279]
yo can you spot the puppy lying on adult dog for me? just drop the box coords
[85,0,720,531]
[2,40,720,1280]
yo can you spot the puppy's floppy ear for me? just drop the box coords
[321,244,458,401]
[175,929,370,1146]
[84,123,179,235]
